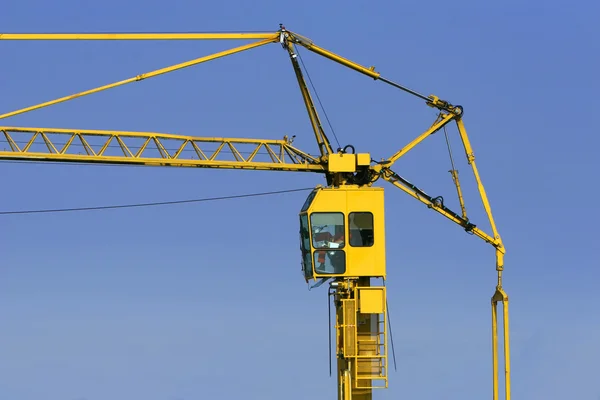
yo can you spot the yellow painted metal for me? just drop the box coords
[328,153,357,173]
[283,30,380,80]
[492,287,511,400]
[283,40,334,158]
[354,286,386,391]
[299,186,386,281]
[358,287,384,314]
[380,111,510,400]
[0,28,454,111]
[0,38,277,121]
[455,118,502,247]
[0,27,511,400]
[356,153,371,167]
[0,127,322,172]
[450,169,468,219]
[381,169,496,244]
[334,280,387,400]
[299,185,388,399]
[454,118,510,400]
[342,298,357,358]
[0,33,277,40]
[385,112,456,167]
[380,111,505,257]
[343,370,351,400]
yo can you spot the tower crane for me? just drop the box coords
[0,25,511,400]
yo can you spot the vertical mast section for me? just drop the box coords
[332,278,388,400]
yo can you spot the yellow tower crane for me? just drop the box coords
[0,25,511,400]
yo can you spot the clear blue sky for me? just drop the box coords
[1,1,598,399]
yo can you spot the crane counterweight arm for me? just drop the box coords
[0,127,324,172]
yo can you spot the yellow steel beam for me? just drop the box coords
[380,168,499,247]
[284,30,380,80]
[0,30,378,82]
[0,28,458,111]
[455,118,502,248]
[0,127,324,172]
[449,168,468,220]
[381,115,505,257]
[0,33,278,40]
[381,111,510,400]
[284,41,333,158]
[0,37,278,121]
[384,112,457,168]
[283,29,459,112]
[492,287,511,400]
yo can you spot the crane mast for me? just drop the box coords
[0,26,511,400]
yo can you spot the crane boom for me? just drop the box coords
[0,26,511,400]
[0,127,323,172]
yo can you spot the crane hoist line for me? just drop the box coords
[0,25,511,400]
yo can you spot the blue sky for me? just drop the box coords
[0,1,598,399]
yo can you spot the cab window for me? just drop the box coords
[301,190,318,212]
[299,214,313,279]
[349,212,374,247]
[310,212,346,275]
[310,212,345,249]
[313,250,346,274]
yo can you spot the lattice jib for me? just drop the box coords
[0,127,325,173]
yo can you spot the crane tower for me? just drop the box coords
[0,25,511,400]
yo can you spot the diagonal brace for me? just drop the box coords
[0,37,278,121]
[384,112,456,168]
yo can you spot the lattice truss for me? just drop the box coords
[0,127,323,172]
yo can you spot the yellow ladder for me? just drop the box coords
[339,285,388,391]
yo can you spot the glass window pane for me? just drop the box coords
[303,251,313,279]
[300,214,311,250]
[311,212,345,249]
[301,190,317,212]
[349,212,374,247]
[314,250,346,274]
[299,214,312,278]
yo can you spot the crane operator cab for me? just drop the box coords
[299,185,386,283]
